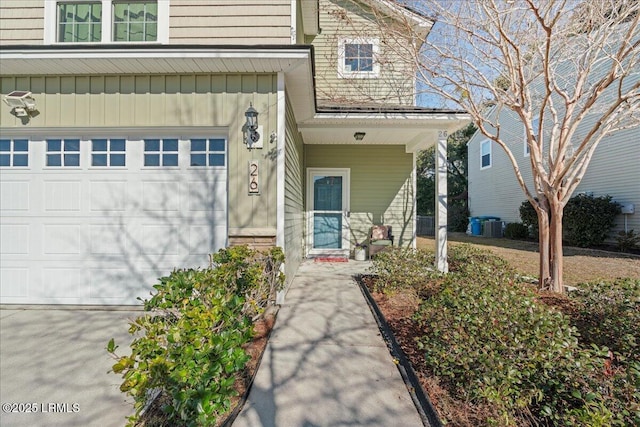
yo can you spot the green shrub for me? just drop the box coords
[414,254,638,426]
[448,204,470,232]
[369,247,439,294]
[564,194,620,247]
[519,199,540,240]
[568,278,640,363]
[616,230,640,252]
[107,246,284,427]
[504,222,529,240]
[446,244,517,283]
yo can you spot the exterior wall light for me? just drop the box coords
[244,103,261,147]
[354,132,366,141]
[3,91,38,118]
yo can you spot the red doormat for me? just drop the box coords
[314,257,349,263]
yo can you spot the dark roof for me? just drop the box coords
[316,103,466,115]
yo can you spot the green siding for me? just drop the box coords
[284,95,305,278]
[0,73,279,234]
[305,144,414,248]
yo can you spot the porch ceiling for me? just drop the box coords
[299,111,470,152]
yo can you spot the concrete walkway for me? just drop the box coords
[233,260,423,427]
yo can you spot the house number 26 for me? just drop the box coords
[249,160,259,194]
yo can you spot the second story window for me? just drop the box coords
[46,1,166,44]
[113,2,158,42]
[338,38,380,79]
[58,2,102,42]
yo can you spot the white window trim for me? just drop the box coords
[337,38,380,79]
[44,0,169,45]
[480,139,492,170]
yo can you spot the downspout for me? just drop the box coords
[435,130,448,272]
[412,151,417,249]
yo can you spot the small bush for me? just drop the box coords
[616,230,640,252]
[108,246,284,427]
[519,199,540,239]
[564,194,620,247]
[568,278,640,363]
[414,276,611,426]
[369,247,439,295]
[504,222,529,240]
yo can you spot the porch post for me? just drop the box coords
[435,130,448,272]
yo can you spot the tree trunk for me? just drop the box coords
[537,207,551,290]
[549,201,565,293]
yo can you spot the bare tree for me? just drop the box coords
[355,0,639,292]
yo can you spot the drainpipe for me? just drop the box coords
[435,130,448,272]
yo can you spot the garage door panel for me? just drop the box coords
[89,224,129,255]
[189,224,227,255]
[41,267,83,299]
[0,267,29,298]
[0,181,30,211]
[90,180,127,212]
[142,180,181,211]
[43,224,82,255]
[44,181,81,212]
[1,224,29,254]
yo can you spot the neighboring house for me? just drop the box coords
[0,0,467,305]
[468,115,639,239]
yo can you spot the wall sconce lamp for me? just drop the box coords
[244,103,261,148]
[3,91,38,118]
[353,132,366,141]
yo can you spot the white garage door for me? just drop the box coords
[0,135,228,305]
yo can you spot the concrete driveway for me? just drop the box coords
[0,307,141,427]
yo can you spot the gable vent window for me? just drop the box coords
[338,38,380,78]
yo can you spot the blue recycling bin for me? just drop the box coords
[470,217,482,235]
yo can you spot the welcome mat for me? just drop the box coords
[313,257,349,263]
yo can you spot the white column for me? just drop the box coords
[276,72,286,249]
[435,130,448,272]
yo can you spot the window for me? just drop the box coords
[144,138,178,166]
[58,2,102,42]
[190,139,225,167]
[46,139,81,167]
[480,140,492,169]
[92,138,126,166]
[113,2,157,42]
[46,1,166,43]
[0,139,28,167]
[338,38,380,78]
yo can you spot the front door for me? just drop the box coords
[307,168,350,257]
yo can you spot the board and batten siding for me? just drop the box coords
[169,1,292,45]
[284,95,305,278]
[0,73,280,236]
[0,1,44,45]
[468,119,640,238]
[313,0,415,105]
[305,144,414,248]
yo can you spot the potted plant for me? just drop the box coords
[354,243,367,261]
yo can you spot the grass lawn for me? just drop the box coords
[417,232,640,285]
